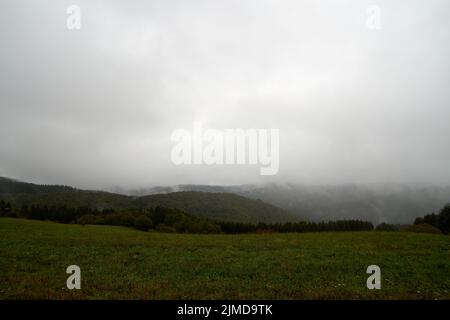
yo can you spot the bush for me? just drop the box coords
[133,215,153,231]
[156,224,176,233]
[414,204,450,234]
[77,214,99,226]
[186,221,222,234]
[256,229,276,234]
[0,200,14,217]
[437,204,450,234]
[376,223,399,231]
[404,223,442,235]
[418,213,439,226]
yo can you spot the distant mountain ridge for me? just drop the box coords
[2,177,450,224]
[0,177,296,223]
[121,183,450,224]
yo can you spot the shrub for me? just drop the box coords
[256,229,276,234]
[414,204,450,234]
[376,223,399,231]
[419,213,439,226]
[404,223,442,235]
[156,224,176,233]
[77,214,99,226]
[133,215,153,231]
[188,221,222,234]
[0,200,14,217]
[437,204,450,234]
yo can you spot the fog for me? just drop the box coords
[1,0,450,190]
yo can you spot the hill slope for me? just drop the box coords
[130,183,450,224]
[135,191,298,223]
[0,177,296,223]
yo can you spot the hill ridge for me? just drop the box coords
[0,177,296,223]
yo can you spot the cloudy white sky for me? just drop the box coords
[0,0,449,189]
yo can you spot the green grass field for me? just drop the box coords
[0,218,449,299]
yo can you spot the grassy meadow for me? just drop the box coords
[0,217,449,299]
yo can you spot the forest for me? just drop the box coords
[0,200,374,234]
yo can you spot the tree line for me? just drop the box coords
[0,202,220,233]
[0,200,377,234]
[414,204,450,234]
[218,220,374,233]
[0,200,12,216]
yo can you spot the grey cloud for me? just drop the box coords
[0,0,449,189]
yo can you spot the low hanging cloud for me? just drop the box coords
[0,0,449,189]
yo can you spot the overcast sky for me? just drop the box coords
[1,0,449,189]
